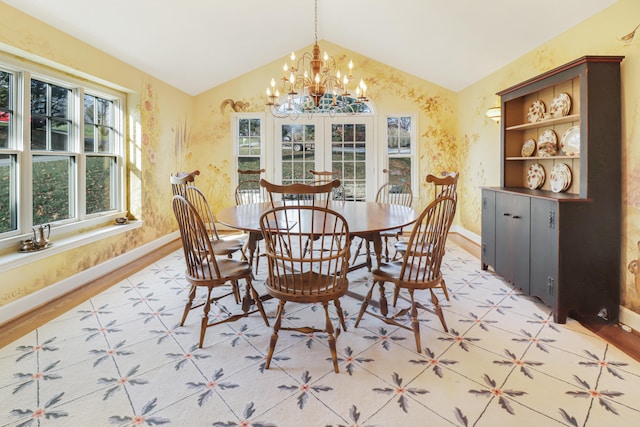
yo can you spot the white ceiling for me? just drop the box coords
[2,0,619,96]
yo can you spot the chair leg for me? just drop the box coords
[323,302,339,373]
[430,289,448,332]
[378,281,388,317]
[351,238,364,265]
[265,300,285,370]
[231,280,241,304]
[392,286,400,307]
[355,282,377,327]
[408,289,422,353]
[440,278,450,301]
[180,284,197,326]
[248,278,270,326]
[334,298,347,332]
[199,286,214,348]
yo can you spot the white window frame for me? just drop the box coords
[0,54,126,252]
[232,112,266,189]
[382,114,418,203]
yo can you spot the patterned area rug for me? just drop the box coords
[1,241,639,426]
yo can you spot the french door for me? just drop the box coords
[272,115,375,201]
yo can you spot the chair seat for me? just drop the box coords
[211,238,245,256]
[372,260,441,291]
[265,272,348,303]
[380,227,402,237]
[190,257,253,282]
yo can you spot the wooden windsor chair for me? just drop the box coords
[258,184,350,373]
[393,171,458,304]
[170,171,245,260]
[355,195,457,353]
[172,194,269,348]
[351,168,413,269]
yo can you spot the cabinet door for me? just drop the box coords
[495,193,530,291]
[481,189,496,270]
[530,198,559,308]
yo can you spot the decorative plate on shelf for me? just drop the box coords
[527,163,546,190]
[521,138,536,157]
[537,129,557,157]
[549,92,572,118]
[527,100,546,123]
[550,163,572,193]
[561,125,580,156]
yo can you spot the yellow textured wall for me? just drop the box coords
[458,0,640,310]
[0,3,194,306]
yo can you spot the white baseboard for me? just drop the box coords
[620,306,640,333]
[0,231,179,325]
[450,225,480,245]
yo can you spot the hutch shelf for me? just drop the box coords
[481,56,624,324]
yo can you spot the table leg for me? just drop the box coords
[371,232,383,269]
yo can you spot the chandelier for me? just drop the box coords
[266,0,370,117]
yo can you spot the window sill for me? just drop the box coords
[0,220,143,272]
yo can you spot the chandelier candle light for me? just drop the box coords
[266,0,369,116]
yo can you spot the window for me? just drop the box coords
[31,79,74,223]
[84,94,117,215]
[235,115,263,183]
[0,58,125,243]
[386,115,415,187]
[0,70,16,233]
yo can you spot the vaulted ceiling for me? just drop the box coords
[2,0,619,95]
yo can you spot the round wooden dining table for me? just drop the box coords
[217,201,418,271]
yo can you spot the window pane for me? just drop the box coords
[0,110,8,149]
[51,118,69,151]
[31,116,47,150]
[84,126,95,152]
[0,71,12,149]
[84,94,95,124]
[388,158,412,184]
[32,155,73,224]
[30,80,47,115]
[0,154,16,233]
[387,115,412,155]
[86,156,115,214]
[51,84,69,118]
[98,127,111,152]
[97,98,110,125]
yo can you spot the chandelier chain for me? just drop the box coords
[314,0,318,44]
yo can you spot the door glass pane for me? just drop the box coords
[86,156,115,214]
[32,155,73,224]
[281,123,315,185]
[331,123,366,201]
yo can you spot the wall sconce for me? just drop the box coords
[486,106,501,123]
